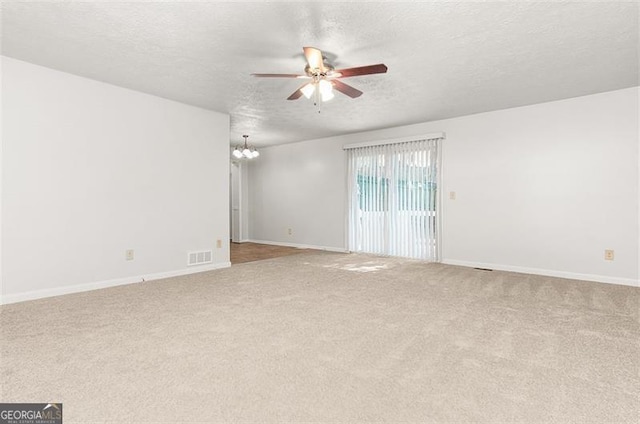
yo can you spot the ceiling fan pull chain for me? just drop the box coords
[314,82,321,113]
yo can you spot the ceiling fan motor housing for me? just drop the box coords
[304,62,335,77]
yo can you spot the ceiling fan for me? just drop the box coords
[252,47,388,103]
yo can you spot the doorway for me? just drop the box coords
[230,161,242,243]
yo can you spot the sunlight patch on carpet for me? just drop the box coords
[322,261,390,273]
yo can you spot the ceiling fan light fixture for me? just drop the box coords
[318,79,333,95]
[301,83,315,99]
[318,79,334,102]
[321,89,335,102]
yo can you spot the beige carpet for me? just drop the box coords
[1,252,638,423]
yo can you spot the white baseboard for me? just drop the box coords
[1,275,137,306]
[143,262,231,282]
[0,262,231,305]
[247,239,348,253]
[442,259,639,287]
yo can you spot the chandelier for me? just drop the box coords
[232,135,259,159]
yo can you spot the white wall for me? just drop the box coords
[249,87,639,286]
[1,57,231,303]
[249,139,347,251]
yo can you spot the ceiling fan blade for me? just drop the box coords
[252,73,307,78]
[287,85,307,100]
[303,47,326,72]
[332,80,363,98]
[334,64,388,78]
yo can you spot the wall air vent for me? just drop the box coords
[188,250,213,266]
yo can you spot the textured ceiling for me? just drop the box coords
[2,1,638,147]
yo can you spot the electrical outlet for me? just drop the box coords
[125,249,134,261]
[287,228,293,236]
[216,239,222,248]
[449,191,456,200]
[604,249,614,261]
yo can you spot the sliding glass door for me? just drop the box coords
[346,137,441,261]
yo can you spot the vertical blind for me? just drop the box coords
[346,137,442,261]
